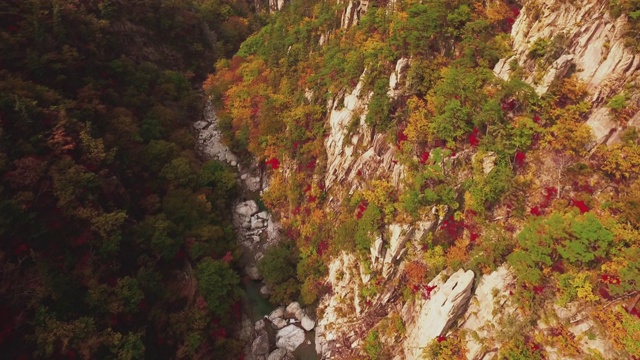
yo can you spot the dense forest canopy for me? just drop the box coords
[0,0,262,358]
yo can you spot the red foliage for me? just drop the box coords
[211,326,227,339]
[232,301,242,320]
[468,128,480,146]
[265,158,280,170]
[317,241,329,256]
[305,158,316,170]
[439,215,465,239]
[551,260,565,273]
[14,244,28,256]
[423,284,437,300]
[7,25,19,32]
[501,99,516,111]
[138,299,148,312]
[571,199,589,214]
[470,232,479,243]
[174,248,186,261]
[292,141,300,150]
[511,7,520,17]
[598,287,612,300]
[222,251,233,264]
[356,169,363,177]
[397,131,408,145]
[533,115,541,124]
[514,151,526,167]
[419,151,430,165]
[356,201,368,220]
[308,195,317,203]
[437,336,447,343]
[600,274,621,285]
[533,286,544,295]
[107,277,117,287]
[304,184,312,193]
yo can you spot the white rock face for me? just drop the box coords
[388,57,410,99]
[196,100,239,165]
[403,269,475,360]
[495,0,639,143]
[275,325,305,352]
[461,265,515,360]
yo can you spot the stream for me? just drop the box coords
[197,100,318,359]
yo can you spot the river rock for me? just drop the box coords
[285,302,302,320]
[301,314,315,331]
[267,348,295,360]
[255,319,266,332]
[236,200,259,218]
[246,266,261,280]
[275,325,305,352]
[260,285,270,295]
[268,306,285,321]
[271,317,287,330]
[252,332,270,356]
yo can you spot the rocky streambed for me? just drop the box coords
[195,99,318,360]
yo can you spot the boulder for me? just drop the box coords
[246,266,261,280]
[301,314,315,331]
[403,269,475,360]
[285,302,302,319]
[268,307,285,321]
[255,319,266,332]
[235,200,259,218]
[271,317,287,330]
[267,348,295,360]
[275,325,305,352]
[260,285,271,295]
[251,332,270,356]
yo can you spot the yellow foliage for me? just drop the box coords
[362,180,396,209]
[485,0,512,23]
[599,143,640,180]
[405,96,432,143]
[570,273,598,302]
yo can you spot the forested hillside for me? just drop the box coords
[0,1,262,358]
[205,0,640,358]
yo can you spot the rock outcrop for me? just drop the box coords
[494,0,640,143]
[461,265,516,360]
[403,269,475,360]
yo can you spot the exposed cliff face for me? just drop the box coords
[494,0,640,142]
[312,1,638,358]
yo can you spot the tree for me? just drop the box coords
[195,258,241,318]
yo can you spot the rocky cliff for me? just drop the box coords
[205,0,640,358]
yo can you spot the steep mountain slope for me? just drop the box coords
[207,0,640,359]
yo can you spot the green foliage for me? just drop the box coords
[364,330,383,360]
[258,242,300,304]
[558,213,613,264]
[607,93,627,112]
[528,38,550,59]
[0,1,255,357]
[195,258,242,318]
[355,204,383,253]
